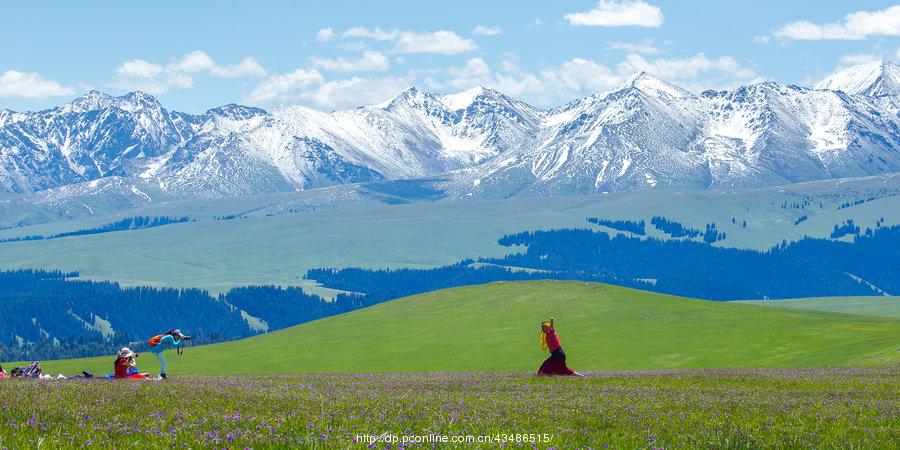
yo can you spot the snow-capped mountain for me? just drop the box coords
[0,91,197,193]
[1,60,899,203]
[0,86,542,198]
[445,64,900,197]
[815,60,900,97]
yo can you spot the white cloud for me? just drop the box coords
[170,51,266,78]
[527,18,544,28]
[838,53,881,67]
[565,0,664,27]
[0,70,75,98]
[113,51,266,94]
[310,51,390,72]
[773,5,900,40]
[343,26,398,41]
[211,57,267,78]
[753,35,771,44]
[246,68,411,110]
[307,76,412,110]
[396,30,476,54]
[609,39,661,55]
[471,25,502,36]
[427,53,760,107]
[246,69,324,105]
[316,27,335,42]
[339,27,476,54]
[117,60,164,78]
[615,53,762,92]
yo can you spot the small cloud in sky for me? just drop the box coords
[527,18,543,28]
[309,51,390,72]
[471,25,502,36]
[565,0,664,28]
[339,27,476,54]
[316,28,335,42]
[609,39,661,55]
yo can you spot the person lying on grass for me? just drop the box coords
[113,347,154,380]
[537,317,582,377]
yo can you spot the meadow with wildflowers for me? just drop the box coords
[3,282,898,448]
[0,367,897,449]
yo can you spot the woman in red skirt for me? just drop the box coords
[537,317,582,376]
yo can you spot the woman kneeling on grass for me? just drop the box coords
[537,317,582,377]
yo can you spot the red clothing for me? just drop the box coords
[113,358,147,380]
[538,349,576,376]
[545,329,561,352]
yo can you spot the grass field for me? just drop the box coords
[735,296,900,319]
[29,281,900,377]
[0,368,896,448]
[1,175,897,294]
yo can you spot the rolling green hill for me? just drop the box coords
[24,281,900,376]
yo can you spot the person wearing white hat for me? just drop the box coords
[113,347,150,380]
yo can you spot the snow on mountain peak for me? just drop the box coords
[66,90,116,112]
[118,91,163,112]
[815,60,900,97]
[617,71,693,99]
[440,86,486,111]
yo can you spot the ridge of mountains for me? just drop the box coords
[1,60,899,205]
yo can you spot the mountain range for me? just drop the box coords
[1,60,899,204]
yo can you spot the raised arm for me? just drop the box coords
[549,317,555,329]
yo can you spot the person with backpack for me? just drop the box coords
[148,329,190,379]
[537,317,582,377]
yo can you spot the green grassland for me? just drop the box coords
[29,281,900,377]
[735,296,900,318]
[0,175,897,294]
[1,368,897,449]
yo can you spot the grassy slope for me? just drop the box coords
[734,296,900,318]
[29,281,900,376]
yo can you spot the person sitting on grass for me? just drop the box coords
[113,347,152,380]
[537,317,582,377]
[148,329,190,379]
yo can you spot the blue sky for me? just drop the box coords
[2,1,899,113]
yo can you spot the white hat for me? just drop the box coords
[117,347,137,359]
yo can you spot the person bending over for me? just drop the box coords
[148,329,190,379]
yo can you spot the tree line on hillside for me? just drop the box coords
[0,216,191,244]
[586,217,646,235]
[307,225,899,302]
[0,270,371,361]
[307,263,629,305]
